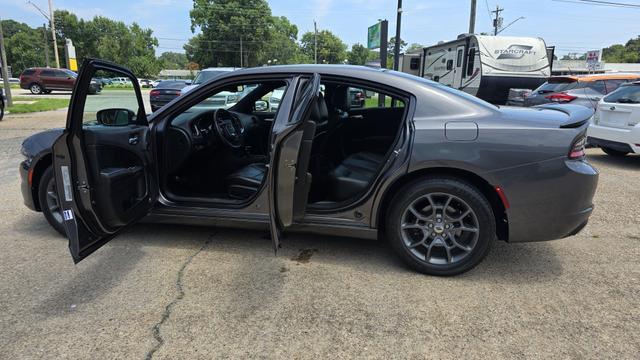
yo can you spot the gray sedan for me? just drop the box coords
[21,61,597,276]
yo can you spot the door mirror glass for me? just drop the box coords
[254,100,268,111]
[96,108,136,126]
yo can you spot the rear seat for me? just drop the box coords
[328,152,384,201]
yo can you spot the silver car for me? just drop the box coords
[524,74,640,109]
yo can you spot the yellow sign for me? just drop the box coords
[68,58,78,71]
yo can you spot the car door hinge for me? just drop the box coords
[77,183,90,193]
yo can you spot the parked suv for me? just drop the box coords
[524,74,640,109]
[19,67,101,95]
[588,81,640,156]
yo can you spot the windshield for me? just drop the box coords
[603,84,640,104]
[193,71,229,85]
[534,79,579,93]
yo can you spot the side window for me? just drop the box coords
[456,49,463,67]
[587,80,606,94]
[467,48,476,76]
[604,80,625,94]
[181,80,288,115]
[41,69,55,77]
[410,57,420,70]
[82,70,143,126]
[22,69,35,76]
[446,59,453,71]
[347,86,405,109]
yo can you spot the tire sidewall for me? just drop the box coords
[30,83,43,95]
[386,177,495,276]
[37,166,65,236]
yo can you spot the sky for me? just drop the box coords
[2,0,639,58]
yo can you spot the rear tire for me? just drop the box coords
[30,83,43,95]
[602,147,629,157]
[37,166,65,236]
[385,177,495,276]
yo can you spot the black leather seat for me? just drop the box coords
[327,152,384,201]
[225,93,328,199]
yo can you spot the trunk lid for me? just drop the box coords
[501,104,594,129]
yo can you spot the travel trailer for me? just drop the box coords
[400,34,552,104]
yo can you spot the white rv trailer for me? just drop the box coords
[401,34,551,104]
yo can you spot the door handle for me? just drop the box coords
[129,134,139,145]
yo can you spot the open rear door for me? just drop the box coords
[267,74,320,251]
[52,59,157,263]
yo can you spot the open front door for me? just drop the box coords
[52,59,157,263]
[268,74,320,251]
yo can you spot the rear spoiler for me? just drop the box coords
[533,104,594,128]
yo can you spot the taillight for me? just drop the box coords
[568,136,587,159]
[545,92,577,103]
[150,89,160,96]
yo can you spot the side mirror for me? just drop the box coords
[254,100,268,112]
[96,108,136,126]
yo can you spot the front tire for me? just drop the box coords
[385,177,495,276]
[601,147,629,157]
[37,166,65,236]
[30,83,44,95]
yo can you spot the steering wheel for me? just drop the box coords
[213,108,244,148]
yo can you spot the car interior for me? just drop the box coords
[162,77,407,210]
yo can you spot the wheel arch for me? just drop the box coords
[376,166,509,241]
[30,152,53,211]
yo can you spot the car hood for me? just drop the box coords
[500,104,594,129]
[21,128,64,157]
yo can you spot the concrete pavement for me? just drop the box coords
[0,110,638,359]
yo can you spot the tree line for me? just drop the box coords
[2,0,419,78]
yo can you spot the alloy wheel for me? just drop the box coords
[400,192,479,265]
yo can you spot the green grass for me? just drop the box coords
[7,96,69,114]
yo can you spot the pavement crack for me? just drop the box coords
[145,232,217,360]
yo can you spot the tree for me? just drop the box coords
[300,30,347,64]
[190,0,273,67]
[259,16,299,65]
[53,10,161,77]
[158,52,188,69]
[405,43,424,54]
[603,37,640,63]
[388,36,407,55]
[347,43,375,65]
[0,20,50,75]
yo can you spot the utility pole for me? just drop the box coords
[393,0,403,71]
[492,5,504,36]
[314,20,318,64]
[42,23,50,68]
[0,20,13,107]
[48,0,60,68]
[468,0,477,34]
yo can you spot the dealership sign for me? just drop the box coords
[367,22,381,49]
[586,50,602,70]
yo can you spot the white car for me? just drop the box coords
[588,82,640,156]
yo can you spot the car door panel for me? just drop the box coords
[340,107,404,155]
[52,59,156,263]
[268,74,320,251]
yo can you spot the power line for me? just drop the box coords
[552,0,640,8]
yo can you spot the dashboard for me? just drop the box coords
[165,108,261,173]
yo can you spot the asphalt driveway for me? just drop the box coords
[0,110,638,359]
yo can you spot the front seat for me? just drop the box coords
[225,93,328,200]
[327,152,384,201]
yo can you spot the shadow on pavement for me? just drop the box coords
[588,152,640,171]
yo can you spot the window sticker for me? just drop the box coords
[63,209,74,221]
[61,166,73,201]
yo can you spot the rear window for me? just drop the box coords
[603,85,640,104]
[535,79,579,93]
[158,81,187,89]
[21,69,36,76]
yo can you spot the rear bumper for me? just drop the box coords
[588,124,640,154]
[489,157,598,243]
[20,159,38,211]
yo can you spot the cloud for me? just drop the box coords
[313,0,334,20]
